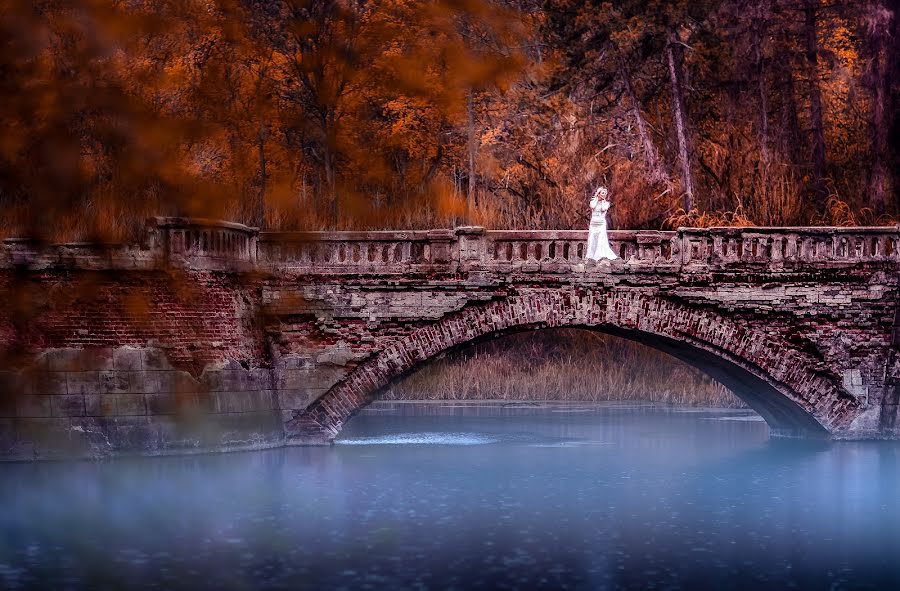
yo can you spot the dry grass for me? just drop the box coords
[383,328,744,407]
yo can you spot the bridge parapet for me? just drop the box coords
[0,217,260,271]
[256,225,898,274]
[1,219,897,273]
[257,229,456,273]
[466,229,679,271]
[681,226,899,269]
[150,217,258,271]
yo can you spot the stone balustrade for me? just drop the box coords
[152,217,258,270]
[0,218,897,273]
[476,229,679,270]
[257,229,455,272]
[680,227,899,267]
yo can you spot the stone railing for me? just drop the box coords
[151,217,258,270]
[0,218,259,272]
[1,219,897,273]
[473,229,678,270]
[257,229,455,272]
[680,226,899,267]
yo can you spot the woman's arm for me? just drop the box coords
[590,196,599,210]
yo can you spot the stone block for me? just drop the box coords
[32,372,68,395]
[113,348,143,371]
[84,394,114,417]
[249,369,274,390]
[141,371,162,394]
[80,348,115,371]
[66,372,101,396]
[0,418,15,455]
[16,395,51,418]
[213,391,272,414]
[188,393,214,414]
[0,371,29,396]
[278,388,315,410]
[100,371,144,394]
[0,393,15,418]
[204,370,244,392]
[277,370,305,390]
[145,393,179,415]
[45,349,85,371]
[114,394,147,416]
[51,395,85,417]
[280,355,312,370]
[156,371,201,394]
[141,349,172,371]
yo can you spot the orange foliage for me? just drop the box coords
[0,0,896,239]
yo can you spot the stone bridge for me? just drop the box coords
[1,218,899,458]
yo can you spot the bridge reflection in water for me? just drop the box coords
[1,219,899,458]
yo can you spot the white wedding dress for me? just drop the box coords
[586,198,618,261]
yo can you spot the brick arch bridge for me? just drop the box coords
[2,218,900,458]
[288,290,848,441]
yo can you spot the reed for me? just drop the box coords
[383,329,744,407]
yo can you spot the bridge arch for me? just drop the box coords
[286,289,859,442]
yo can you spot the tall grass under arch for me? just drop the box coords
[383,328,743,407]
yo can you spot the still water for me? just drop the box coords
[2,401,900,590]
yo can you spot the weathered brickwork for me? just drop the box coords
[1,218,898,458]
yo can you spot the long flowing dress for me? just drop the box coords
[586,199,618,261]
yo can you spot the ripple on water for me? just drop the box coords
[336,432,499,446]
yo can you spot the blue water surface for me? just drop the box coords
[1,401,899,590]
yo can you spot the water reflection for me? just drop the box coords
[1,402,899,590]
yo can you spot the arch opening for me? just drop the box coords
[371,325,828,438]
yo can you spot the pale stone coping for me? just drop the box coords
[259,230,436,241]
[680,225,900,235]
[482,230,675,243]
[150,216,259,234]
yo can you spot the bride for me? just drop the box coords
[586,186,618,261]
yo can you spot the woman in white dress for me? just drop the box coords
[586,186,618,261]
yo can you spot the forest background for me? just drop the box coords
[2,0,897,404]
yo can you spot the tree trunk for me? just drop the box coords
[257,121,267,228]
[467,88,478,216]
[619,63,668,185]
[775,24,802,167]
[803,0,828,202]
[324,111,338,227]
[753,1,770,171]
[666,32,695,213]
[864,1,891,213]
[325,151,336,226]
